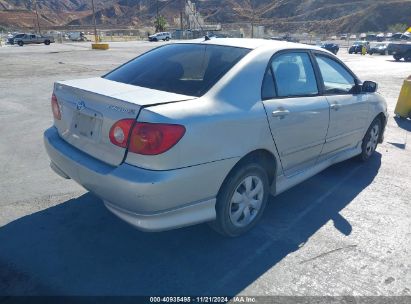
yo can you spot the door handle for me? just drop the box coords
[272,109,290,118]
[330,103,341,111]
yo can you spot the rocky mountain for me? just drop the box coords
[0,0,410,33]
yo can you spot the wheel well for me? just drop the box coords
[375,112,386,143]
[220,149,277,194]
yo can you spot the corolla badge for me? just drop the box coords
[76,101,86,111]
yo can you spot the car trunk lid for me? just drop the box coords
[53,77,194,166]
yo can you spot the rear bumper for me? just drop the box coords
[44,127,238,231]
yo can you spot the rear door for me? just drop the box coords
[312,53,369,160]
[262,51,330,176]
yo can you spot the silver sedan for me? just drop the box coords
[44,38,388,236]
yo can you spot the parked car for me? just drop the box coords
[368,43,390,55]
[387,42,411,61]
[320,42,339,54]
[44,39,387,236]
[14,33,54,46]
[349,41,370,54]
[7,33,25,45]
[366,34,378,41]
[67,31,89,42]
[148,32,171,42]
[376,33,385,42]
[270,34,299,43]
[391,32,409,40]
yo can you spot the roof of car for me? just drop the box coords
[178,38,324,52]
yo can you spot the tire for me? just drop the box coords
[369,52,373,55]
[358,117,382,162]
[165,37,170,41]
[394,54,402,61]
[405,52,411,62]
[44,40,50,45]
[210,160,270,237]
[17,41,23,46]
[349,51,353,54]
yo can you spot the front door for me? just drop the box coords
[262,51,330,176]
[313,53,369,159]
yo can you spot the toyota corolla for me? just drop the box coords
[44,38,387,236]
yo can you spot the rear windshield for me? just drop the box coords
[104,44,250,97]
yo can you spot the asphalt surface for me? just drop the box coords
[0,41,410,297]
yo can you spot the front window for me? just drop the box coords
[104,44,250,97]
[315,55,356,94]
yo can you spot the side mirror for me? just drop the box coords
[362,81,378,93]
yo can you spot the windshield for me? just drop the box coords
[104,44,250,97]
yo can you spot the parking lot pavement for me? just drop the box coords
[0,42,410,296]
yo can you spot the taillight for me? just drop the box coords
[51,93,61,120]
[109,119,135,148]
[129,123,186,155]
[109,120,186,155]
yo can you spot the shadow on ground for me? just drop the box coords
[394,116,411,131]
[0,154,381,296]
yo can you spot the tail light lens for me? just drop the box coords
[109,119,134,148]
[109,120,186,155]
[129,123,186,155]
[51,93,61,120]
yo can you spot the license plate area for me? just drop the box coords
[71,109,102,141]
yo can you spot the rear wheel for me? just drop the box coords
[210,161,270,237]
[358,118,381,162]
[165,37,170,41]
[393,54,402,61]
[44,40,50,45]
[405,52,411,62]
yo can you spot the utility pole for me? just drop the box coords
[251,0,255,38]
[180,0,184,31]
[91,0,98,43]
[33,0,41,34]
[156,0,159,19]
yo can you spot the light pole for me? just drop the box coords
[91,0,98,43]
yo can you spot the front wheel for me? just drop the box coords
[210,161,270,237]
[17,41,23,46]
[44,40,50,45]
[393,54,402,61]
[165,37,170,41]
[358,118,381,162]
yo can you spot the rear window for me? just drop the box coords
[104,44,250,97]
